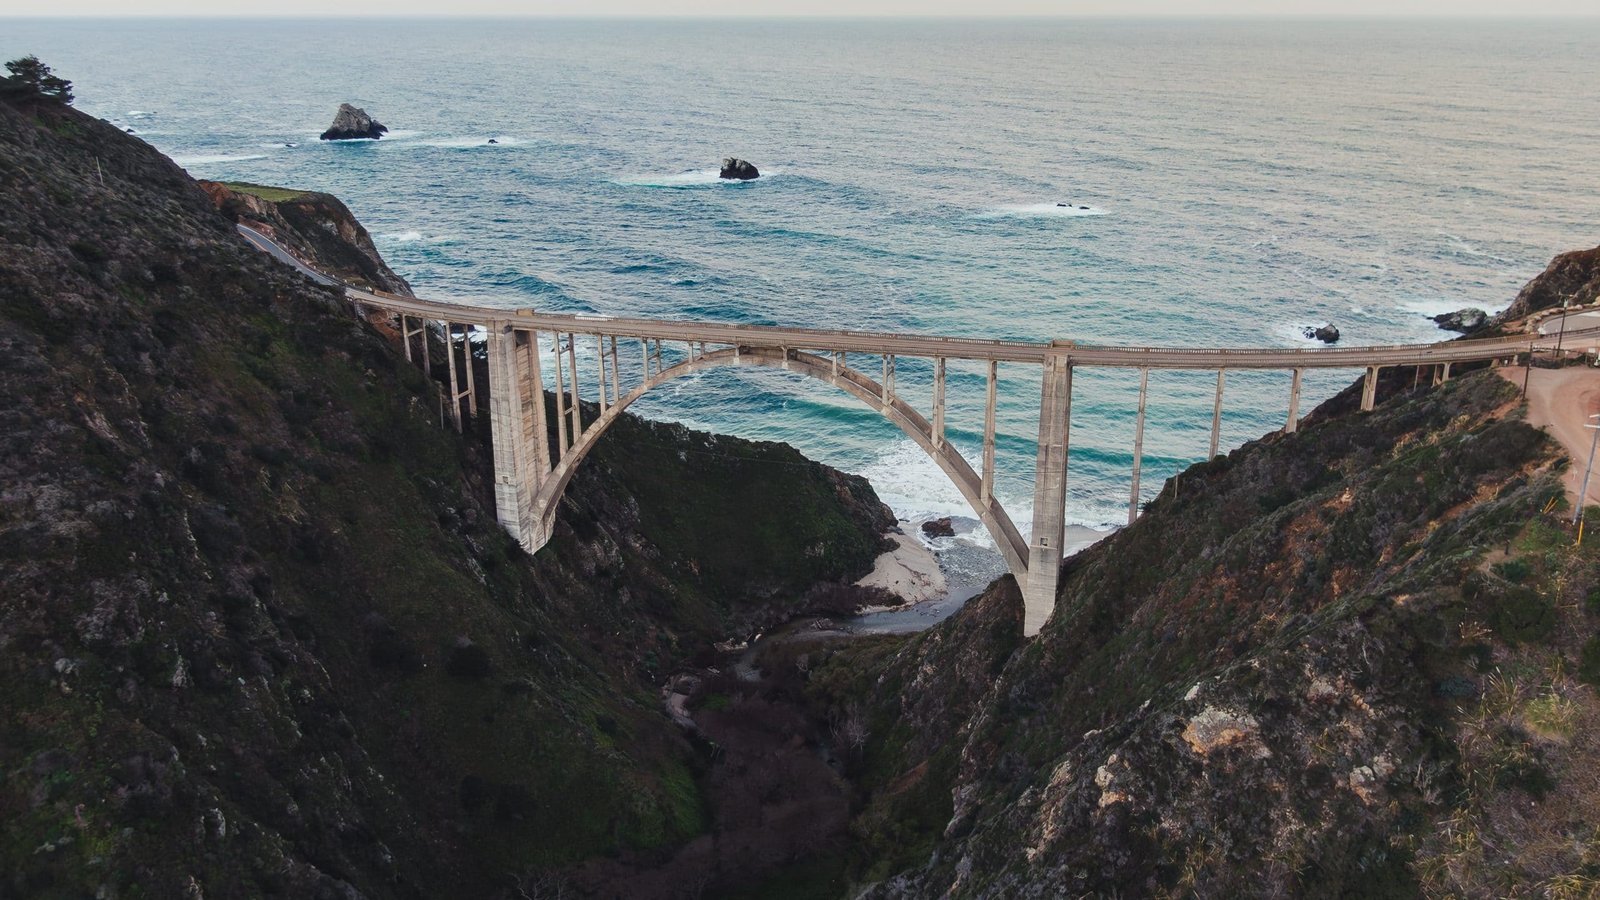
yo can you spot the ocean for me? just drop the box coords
[8,17,1599,546]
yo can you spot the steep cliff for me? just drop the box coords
[198,180,414,297]
[1497,243,1600,322]
[829,366,1600,896]
[0,90,891,897]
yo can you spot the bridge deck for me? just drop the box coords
[243,223,1598,370]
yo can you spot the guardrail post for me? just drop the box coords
[1024,352,1072,636]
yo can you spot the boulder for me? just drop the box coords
[319,103,387,141]
[719,157,760,180]
[1430,307,1488,334]
[1303,324,1340,344]
[921,517,955,538]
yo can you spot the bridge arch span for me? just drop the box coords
[528,345,1031,580]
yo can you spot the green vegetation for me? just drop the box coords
[0,93,888,898]
[1,56,73,105]
[216,180,309,202]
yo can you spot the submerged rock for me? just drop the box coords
[1431,307,1489,333]
[1304,323,1341,344]
[319,103,387,141]
[719,157,760,180]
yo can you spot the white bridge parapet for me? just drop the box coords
[238,224,1590,636]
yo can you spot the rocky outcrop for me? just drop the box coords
[1497,244,1600,322]
[719,157,760,180]
[319,102,386,141]
[1303,323,1340,343]
[1432,307,1489,333]
[921,517,955,538]
[199,180,413,296]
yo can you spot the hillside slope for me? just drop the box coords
[0,93,890,898]
[815,367,1600,897]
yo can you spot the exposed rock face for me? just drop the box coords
[318,102,386,141]
[921,516,955,538]
[1304,323,1340,343]
[1497,244,1600,322]
[1432,307,1489,333]
[719,157,760,180]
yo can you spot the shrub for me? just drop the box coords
[1579,635,1600,687]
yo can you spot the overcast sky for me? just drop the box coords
[5,0,1598,16]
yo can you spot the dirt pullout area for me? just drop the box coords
[1501,364,1600,508]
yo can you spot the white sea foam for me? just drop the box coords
[413,136,526,148]
[381,231,425,243]
[1398,296,1507,319]
[170,153,269,166]
[126,110,153,118]
[981,203,1109,219]
[614,169,776,187]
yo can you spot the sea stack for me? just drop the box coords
[1304,323,1341,344]
[719,157,760,180]
[1431,307,1489,333]
[319,103,387,141]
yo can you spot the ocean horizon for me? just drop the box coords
[8,16,1598,538]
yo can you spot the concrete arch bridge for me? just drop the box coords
[239,225,1596,634]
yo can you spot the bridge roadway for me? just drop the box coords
[239,225,1600,370]
[237,223,1600,635]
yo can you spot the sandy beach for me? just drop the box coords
[855,530,947,604]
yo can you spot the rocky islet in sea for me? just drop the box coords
[719,156,760,180]
[319,102,387,141]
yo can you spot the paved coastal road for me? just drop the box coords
[238,223,1600,370]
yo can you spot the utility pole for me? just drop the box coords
[1576,412,1600,525]
[1555,297,1572,361]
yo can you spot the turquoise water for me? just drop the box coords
[9,18,1599,534]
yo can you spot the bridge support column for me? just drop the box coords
[1442,362,1451,382]
[567,336,581,436]
[1024,353,1072,636]
[1128,366,1148,525]
[463,326,478,420]
[596,334,609,413]
[933,357,946,450]
[553,335,569,457]
[1361,366,1380,412]
[445,323,463,433]
[1285,367,1303,434]
[610,337,621,400]
[982,360,997,504]
[1209,369,1226,457]
[487,323,549,553]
